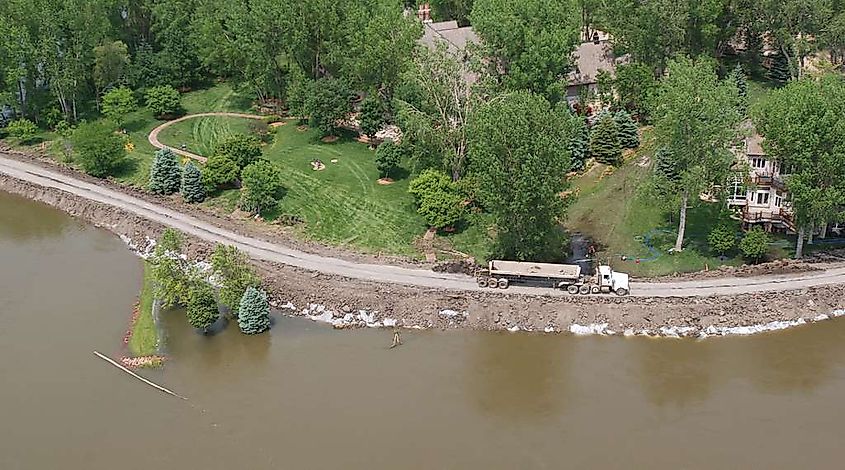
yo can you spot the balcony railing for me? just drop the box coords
[741,205,795,231]
[752,173,786,190]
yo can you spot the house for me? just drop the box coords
[416,3,480,83]
[727,129,795,232]
[565,32,627,107]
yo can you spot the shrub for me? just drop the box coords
[239,160,283,214]
[71,120,126,177]
[214,134,262,170]
[409,169,464,229]
[186,282,218,332]
[740,227,769,262]
[181,161,206,203]
[145,85,182,118]
[590,112,622,165]
[307,77,353,136]
[375,140,404,178]
[6,118,38,143]
[249,120,273,143]
[148,148,182,195]
[101,87,138,129]
[237,286,271,335]
[708,223,736,256]
[202,154,240,192]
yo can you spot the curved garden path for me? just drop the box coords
[148,112,264,162]
[3,154,845,297]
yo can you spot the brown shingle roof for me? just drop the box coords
[566,41,625,86]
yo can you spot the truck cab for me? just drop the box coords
[596,265,629,296]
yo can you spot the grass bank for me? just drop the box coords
[128,262,158,358]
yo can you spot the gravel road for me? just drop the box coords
[3,154,844,298]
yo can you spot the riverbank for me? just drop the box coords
[122,262,165,368]
[2,153,845,337]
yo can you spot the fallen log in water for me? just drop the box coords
[94,351,187,400]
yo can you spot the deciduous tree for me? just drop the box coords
[306,77,353,137]
[202,154,240,192]
[149,228,191,309]
[239,160,284,215]
[101,87,138,129]
[145,85,182,118]
[651,56,740,252]
[408,169,464,229]
[468,91,573,261]
[211,245,260,313]
[214,134,262,170]
[375,140,404,179]
[71,119,126,177]
[186,282,219,332]
[740,226,769,262]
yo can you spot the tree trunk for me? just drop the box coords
[807,222,814,245]
[820,223,828,239]
[17,79,27,118]
[795,226,805,259]
[674,192,688,252]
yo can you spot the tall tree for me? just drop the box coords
[651,56,741,252]
[93,40,130,98]
[395,43,474,180]
[755,75,845,258]
[149,228,192,308]
[468,91,573,261]
[471,0,580,102]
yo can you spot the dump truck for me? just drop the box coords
[476,260,630,296]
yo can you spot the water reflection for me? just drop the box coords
[466,333,572,420]
[742,318,845,394]
[0,192,69,240]
[633,338,714,408]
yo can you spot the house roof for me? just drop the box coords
[419,20,479,55]
[747,132,766,156]
[566,40,624,86]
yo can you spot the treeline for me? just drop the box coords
[0,0,421,124]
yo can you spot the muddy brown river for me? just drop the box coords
[2,190,845,469]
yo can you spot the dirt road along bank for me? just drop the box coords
[2,151,845,335]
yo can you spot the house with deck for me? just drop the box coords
[565,31,627,107]
[727,130,795,232]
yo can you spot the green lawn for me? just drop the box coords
[157,116,255,157]
[128,262,158,357]
[566,137,752,277]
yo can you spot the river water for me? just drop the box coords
[2,190,845,469]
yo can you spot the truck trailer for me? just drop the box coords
[476,260,629,296]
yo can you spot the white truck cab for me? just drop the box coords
[597,265,629,296]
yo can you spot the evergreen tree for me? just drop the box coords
[590,113,622,165]
[237,286,271,335]
[730,63,748,114]
[769,53,791,86]
[654,147,680,182]
[181,161,206,203]
[614,110,640,149]
[568,117,589,172]
[186,282,219,332]
[149,148,182,195]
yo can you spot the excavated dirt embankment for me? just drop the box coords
[2,159,845,337]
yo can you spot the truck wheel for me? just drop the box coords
[497,278,509,289]
[615,288,629,296]
[591,285,600,294]
[579,285,591,295]
[477,278,488,288]
[567,285,579,295]
[488,278,499,288]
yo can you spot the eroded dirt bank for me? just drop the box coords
[3,171,845,337]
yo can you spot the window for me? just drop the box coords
[756,192,770,205]
[775,195,782,207]
[751,157,766,169]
